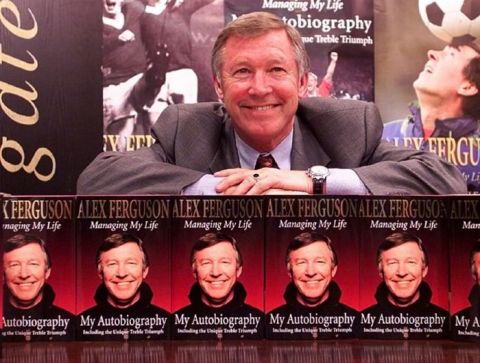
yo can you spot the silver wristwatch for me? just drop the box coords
[306,166,329,194]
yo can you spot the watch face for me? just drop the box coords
[310,166,329,178]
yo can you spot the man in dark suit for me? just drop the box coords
[77,11,466,196]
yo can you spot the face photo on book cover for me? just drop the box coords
[265,224,360,313]
[265,231,359,339]
[171,227,264,312]
[79,232,169,310]
[172,231,264,339]
[76,230,171,340]
[359,227,449,311]
[2,234,75,341]
[359,231,449,339]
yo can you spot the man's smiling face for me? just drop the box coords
[214,29,308,152]
[98,242,148,308]
[4,243,51,309]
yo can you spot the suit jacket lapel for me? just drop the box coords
[291,117,331,169]
[208,114,330,172]
[209,117,241,173]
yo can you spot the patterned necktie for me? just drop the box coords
[255,153,279,169]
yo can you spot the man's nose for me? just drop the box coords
[305,262,317,276]
[210,262,221,277]
[116,263,128,277]
[396,262,408,276]
[427,49,438,61]
[248,72,272,96]
[19,264,31,278]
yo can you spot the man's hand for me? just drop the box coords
[118,29,135,42]
[214,168,312,195]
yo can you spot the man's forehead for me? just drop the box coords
[290,241,331,258]
[195,241,236,258]
[4,243,44,258]
[224,30,293,53]
[381,241,423,258]
[101,242,142,258]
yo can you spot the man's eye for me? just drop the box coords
[271,67,286,73]
[234,68,250,76]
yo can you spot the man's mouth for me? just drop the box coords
[15,281,36,288]
[113,281,134,287]
[301,279,322,286]
[393,280,414,286]
[244,104,278,111]
[207,280,228,287]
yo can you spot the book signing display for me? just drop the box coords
[1,0,480,351]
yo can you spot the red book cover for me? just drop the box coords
[1,196,75,341]
[171,196,264,340]
[449,197,480,342]
[358,196,450,339]
[264,196,360,339]
[76,196,171,340]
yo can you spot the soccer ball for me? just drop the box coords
[418,0,480,44]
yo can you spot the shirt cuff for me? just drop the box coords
[327,169,369,195]
[182,174,222,195]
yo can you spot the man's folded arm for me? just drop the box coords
[76,144,205,195]
[354,139,467,195]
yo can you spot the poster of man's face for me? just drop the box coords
[192,241,242,307]
[288,241,337,306]
[97,241,149,308]
[3,242,51,309]
[378,241,428,307]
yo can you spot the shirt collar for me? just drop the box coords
[235,126,293,170]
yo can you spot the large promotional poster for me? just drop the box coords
[375,0,480,193]
[1,196,76,341]
[75,196,171,340]
[102,0,374,152]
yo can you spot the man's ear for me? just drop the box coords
[422,265,429,279]
[236,265,243,279]
[192,263,197,279]
[214,77,224,100]
[45,267,51,280]
[458,80,479,96]
[378,263,384,279]
[142,266,149,279]
[298,72,309,97]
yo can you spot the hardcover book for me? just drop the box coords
[75,196,171,340]
[171,196,265,340]
[358,196,450,339]
[264,195,360,339]
[1,196,76,341]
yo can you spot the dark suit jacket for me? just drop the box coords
[77,98,467,195]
